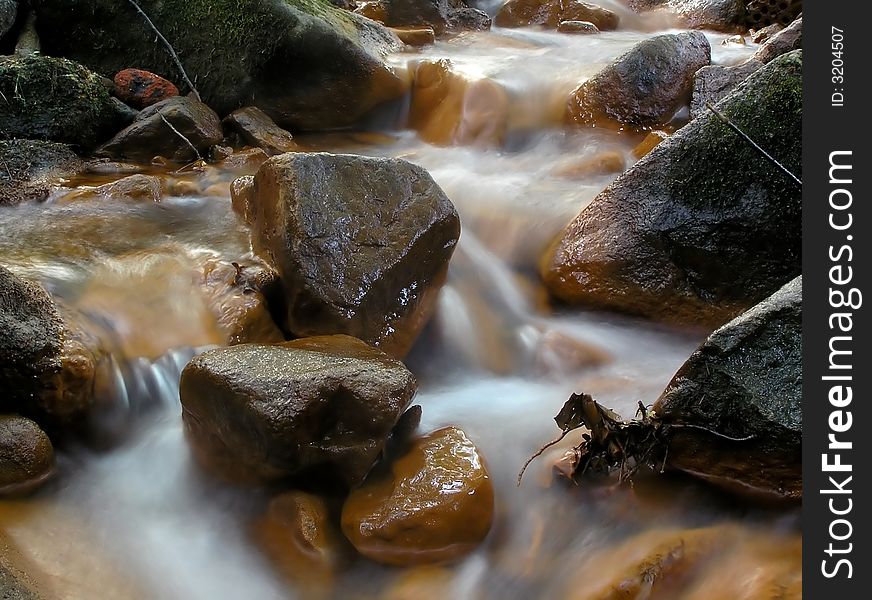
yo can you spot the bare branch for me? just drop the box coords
[124,0,201,101]
[158,113,202,161]
[705,101,801,187]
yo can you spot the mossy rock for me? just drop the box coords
[31,0,406,130]
[0,55,125,149]
[543,51,802,326]
[0,139,84,206]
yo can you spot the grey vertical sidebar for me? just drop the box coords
[803,0,870,596]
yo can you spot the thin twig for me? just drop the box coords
[706,101,801,187]
[124,0,201,101]
[669,422,756,442]
[517,429,570,486]
[158,113,202,161]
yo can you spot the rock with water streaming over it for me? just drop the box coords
[655,277,802,499]
[222,107,298,156]
[97,96,223,163]
[247,152,460,358]
[0,139,84,206]
[341,427,494,566]
[94,174,164,203]
[0,266,102,432]
[556,20,600,34]
[0,55,128,149]
[0,415,55,496]
[113,68,179,109]
[566,31,711,130]
[544,50,801,326]
[254,491,346,590]
[180,335,418,487]
[31,0,406,131]
[495,0,619,30]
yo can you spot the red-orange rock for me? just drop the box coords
[113,69,179,109]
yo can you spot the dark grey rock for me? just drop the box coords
[690,59,762,120]
[180,335,418,488]
[654,276,802,499]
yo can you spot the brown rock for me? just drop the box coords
[113,68,179,109]
[229,175,255,224]
[552,151,625,178]
[0,415,54,496]
[199,258,284,346]
[248,152,460,358]
[566,31,711,130]
[557,20,600,34]
[222,107,297,156]
[409,59,510,147]
[391,26,437,47]
[750,22,783,44]
[631,130,668,158]
[0,266,101,432]
[180,335,418,487]
[97,96,223,163]
[254,492,345,590]
[94,174,163,202]
[0,139,84,206]
[495,0,619,30]
[752,16,801,64]
[341,427,494,566]
[357,0,491,36]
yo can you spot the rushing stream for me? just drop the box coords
[0,19,801,600]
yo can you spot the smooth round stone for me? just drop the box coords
[0,415,55,496]
[341,427,494,566]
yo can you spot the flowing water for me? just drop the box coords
[0,20,801,600]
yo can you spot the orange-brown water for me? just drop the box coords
[0,22,800,600]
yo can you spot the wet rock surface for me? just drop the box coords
[32,0,406,131]
[359,0,491,35]
[565,32,711,129]
[223,107,297,156]
[255,491,346,589]
[249,152,460,357]
[751,16,801,63]
[0,55,126,149]
[545,51,801,325]
[94,174,164,203]
[628,0,747,32]
[341,427,494,565]
[690,59,762,120]
[0,140,84,206]
[180,335,418,487]
[0,266,101,433]
[495,0,619,30]
[0,415,55,496]
[98,96,223,163]
[655,277,802,499]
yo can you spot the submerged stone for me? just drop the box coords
[342,427,494,565]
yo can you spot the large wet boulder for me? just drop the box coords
[180,335,418,488]
[0,266,101,432]
[342,427,494,565]
[544,51,801,326]
[627,0,747,32]
[0,139,84,206]
[495,0,619,31]
[358,0,492,35]
[97,96,223,163]
[0,55,127,149]
[565,32,711,129]
[31,0,406,131]
[654,277,801,499]
[0,415,55,496]
[247,152,460,358]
